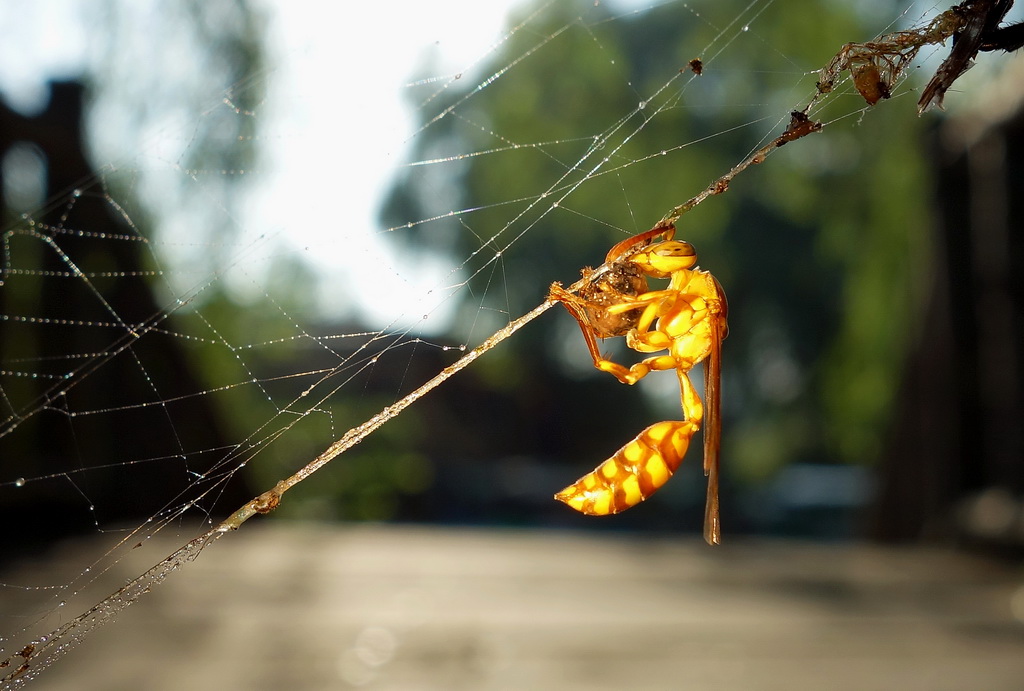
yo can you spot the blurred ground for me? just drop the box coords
[4,524,1024,690]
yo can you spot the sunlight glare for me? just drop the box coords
[252,0,521,332]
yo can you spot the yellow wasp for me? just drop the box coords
[548,223,728,544]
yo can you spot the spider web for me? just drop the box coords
[0,0,1011,686]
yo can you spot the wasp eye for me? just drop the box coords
[654,241,696,257]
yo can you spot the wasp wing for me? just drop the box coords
[702,305,725,545]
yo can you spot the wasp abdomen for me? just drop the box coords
[554,420,698,515]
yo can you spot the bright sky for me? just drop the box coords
[251,1,522,330]
[0,0,521,332]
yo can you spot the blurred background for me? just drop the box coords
[1,0,1023,688]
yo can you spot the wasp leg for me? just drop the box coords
[548,281,606,369]
[626,328,672,352]
[598,354,676,385]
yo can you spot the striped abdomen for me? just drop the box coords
[554,420,698,515]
